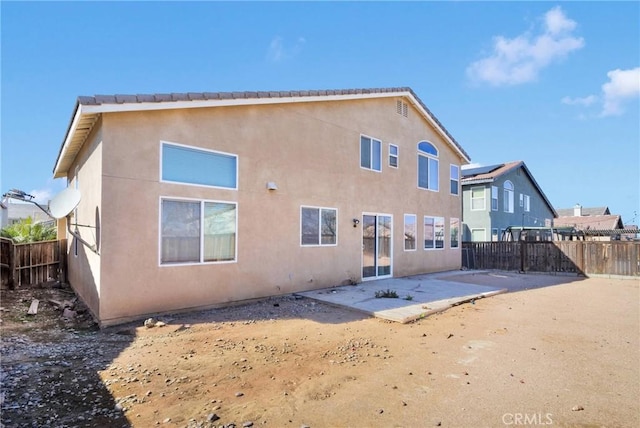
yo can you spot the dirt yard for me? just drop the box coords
[1,272,638,428]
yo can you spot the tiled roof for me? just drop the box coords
[54,87,470,178]
[554,215,624,230]
[556,206,610,216]
[77,87,411,106]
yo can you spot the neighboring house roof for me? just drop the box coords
[556,206,611,216]
[554,214,624,231]
[53,87,471,178]
[460,160,557,217]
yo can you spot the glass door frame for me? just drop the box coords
[361,212,393,281]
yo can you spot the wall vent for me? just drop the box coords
[396,100,408,117]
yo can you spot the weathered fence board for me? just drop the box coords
[462,241,640,277]
[0,239,67,288]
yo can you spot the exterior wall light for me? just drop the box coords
[353,218,360,227]
[266,182,278,191]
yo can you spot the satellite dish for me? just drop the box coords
[49,187,81,219]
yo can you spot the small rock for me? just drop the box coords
[207,413,220,422]
[163,417,171,423]
[378,409,384,414]
[571,405,584,411]
[144,318,157,328]
[243,422,254,427]
[62,308,77,319]
[235,392,244,397]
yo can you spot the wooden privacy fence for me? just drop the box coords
[462,241,640,277]
[1,238,67,288]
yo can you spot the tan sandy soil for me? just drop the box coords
[1,272,638,428]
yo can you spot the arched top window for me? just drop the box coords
[417,141,439,191]
[503,180,514,213]
[418,141,438,156]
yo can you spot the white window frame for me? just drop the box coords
[404,214,417,251]
[424,216,445,250]
[300,206,338,247]
[519,193,524,207]
[417,141,439,191]
[360,135,382,172]
[450,164,460,195]
[491,186,499,211]
[450,217,460,249]
[159,196,238,266]
[524,195,531,212]
[160,141,238,190]
[389,144,399,168]
[504,181,514,213]
[492,228,499,242]
[471,187,486,211]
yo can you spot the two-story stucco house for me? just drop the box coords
[52,87,471,326]
[461,161,556,241]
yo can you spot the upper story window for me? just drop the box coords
[161,142,237,189]
[360,135,382,172]
[471,187,486,211]
[450,165,459,195]
[491,186,499,211]
[389,144,399,168]
[524,194,531,212]
[504,180,514,213]
[417,141,439,191]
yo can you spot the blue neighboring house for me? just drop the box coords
[461,161,557,241]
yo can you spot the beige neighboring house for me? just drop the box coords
[52,87,471,326]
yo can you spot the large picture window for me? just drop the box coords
[417,141,439,191]
[360,135,382,172]
[301,206,337,246]
[161,142,238,189]
[161,199,237,264]
[424,216,445,249]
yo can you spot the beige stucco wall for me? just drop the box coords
[66,121,103,320]
[75,97,466,325]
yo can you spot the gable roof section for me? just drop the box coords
[461,160,557,217]
[53,87,471,178]
[556,206,611,216]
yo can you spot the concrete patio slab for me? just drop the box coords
[295,271,507,323]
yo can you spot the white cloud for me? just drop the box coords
[267,36,306,63]
[467,6,584,86]
[561,95,597,106]
[601,67,640,116]
[562,67,639,117]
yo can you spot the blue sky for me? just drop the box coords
[1,1,639,224]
